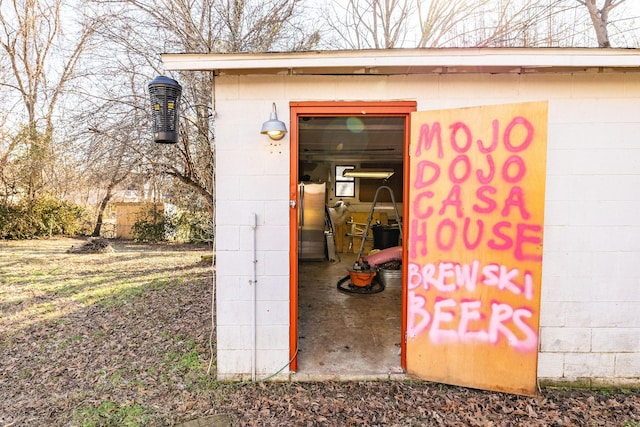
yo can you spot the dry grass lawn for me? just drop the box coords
[1,237,639,426]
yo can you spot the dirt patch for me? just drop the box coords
[0,237,638,426]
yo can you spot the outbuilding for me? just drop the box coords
[162,48,640,394]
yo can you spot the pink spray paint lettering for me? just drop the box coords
[408,112,544,353]
[407,261,537,350]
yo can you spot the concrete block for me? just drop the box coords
[591,276,639,302]
[240,221,280,254]
[216,101,263,136]
[216,275,253,302]
[593,98,640,123]
[550,99,595,124]
[569,200,640,227]
[537,352,564,378]
[546,123,578,150]
[215,250,248,276]
[387,75,439,100]
[217,299,254,327]
[215,149,264,176]
[335,75,391,99]
[539,226,570,253]
[591,226,640,252]
[564,352,615,378]
[215,225,239,251]
[548,123,619,151]
[540,275,571,302]
[256,324,290,350]
[256,349,293,376]
[256,300,290,325]
[592,329,640,353]
[264,149,290,174]
[550,226,593,252]
[541,276,600,303]
[237,75,286,100]
[215,176,239,201]
[569,148,640,175]
[566,175,640,201]
[216,349,252,375]
[217,201,262,226]
[566,251,594,277]
[563,302,639,328]
[615,353,640,377]
[285,75,338,99]
[591,251,630,279]
[217,324,253,349]
[542,200,570,225]
[540,250,569,278]
[540,327,591,352]
[545,148,574,177]
[263,201,290,226]
[571,73,627,98]
[256,276,290,301]
[520,74,573,98]
[440,74,518,99]
[540,302,639,329]
[214,75,240,100]
[238,174,289,201]
[264,250,290,277]
[256,225,289,251]
[542,172,569,199]
[539,301,566,327]
[604,123,640,149]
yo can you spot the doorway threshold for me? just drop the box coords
[290,371,406,382]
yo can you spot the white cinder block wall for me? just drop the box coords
[214,71,640,385]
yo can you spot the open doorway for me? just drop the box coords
[288,102,416,378]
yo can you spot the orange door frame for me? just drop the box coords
[289,101,417,372]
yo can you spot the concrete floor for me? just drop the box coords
[293,253,405,380]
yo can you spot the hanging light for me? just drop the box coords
[260,102,288,140]
[148,76,182,144]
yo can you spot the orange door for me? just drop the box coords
[289,101,417,371]
[405,102,548,395]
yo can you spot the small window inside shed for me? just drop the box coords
[335,165,355,197]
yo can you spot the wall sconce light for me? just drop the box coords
[148,76,182,144]
[343,169,395,179]
[260,102,287,140]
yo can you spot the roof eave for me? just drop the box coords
[161,48,640,75]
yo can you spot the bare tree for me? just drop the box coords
[324,0,415,49]
[81,0,321,217]
[0,0,100,202]
[415,0,489,47]
[577,0,626,47]
[324,0,637,49]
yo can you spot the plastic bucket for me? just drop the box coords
[372,224,400,249]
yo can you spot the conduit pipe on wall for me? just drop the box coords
[250,213,258,382]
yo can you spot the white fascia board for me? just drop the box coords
[161,48,640,73]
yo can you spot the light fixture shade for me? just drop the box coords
[342,169,395,179]
[261,103,287,140]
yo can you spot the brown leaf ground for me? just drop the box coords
[0,237,638,426]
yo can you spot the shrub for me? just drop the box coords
[131,204,213,244]
[131,204,167,243]
[0,198,88,239]
[172,210,213,243]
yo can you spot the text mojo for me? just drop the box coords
[409,116,542,262]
